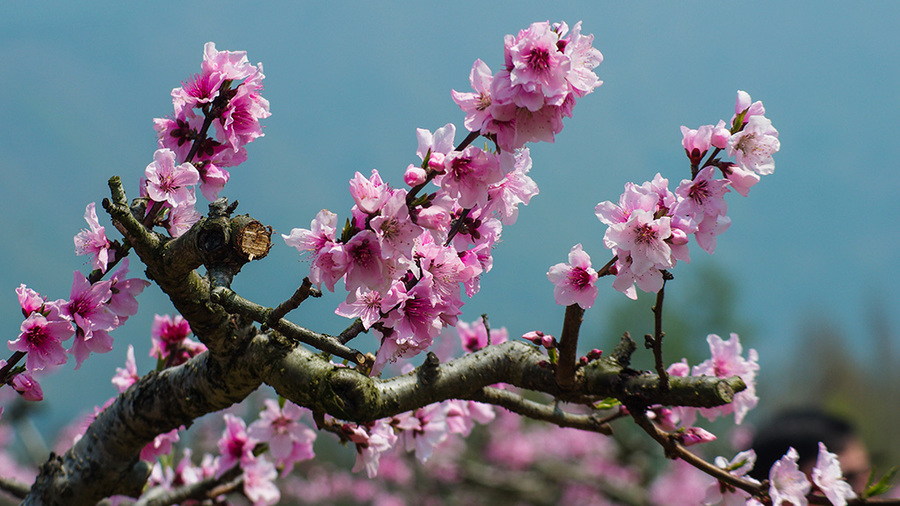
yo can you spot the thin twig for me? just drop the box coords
[267,277,321,325]
[468,386,612,435]
[650,275,670,392]
[211,286,366,365]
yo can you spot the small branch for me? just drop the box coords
[135,461,243,506]
[0,351,26,384]
[0,475,31,499]
[211,286,366,365]
[267,277,321,325]
[597,255,618,277]
[468,386,612,435]
[444,207,471,246]
[337,319,367,345]
[556,304,585,390]
[628,406,763,497]
[649,274,671,392]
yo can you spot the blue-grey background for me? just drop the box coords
[2,2,898,443]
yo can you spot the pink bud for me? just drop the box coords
[404,164,427,187]
[678,427,716,446]
[13,372,43,401]
[427,152,446,172]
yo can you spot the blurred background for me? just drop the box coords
[1,0,898,490]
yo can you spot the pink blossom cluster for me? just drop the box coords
[148,313,206,368]
[150,43,270,236]
[665,333,759,427]
[452,21,603,152]
[593,91,778,299]
[145,400,318,506]
[283,21,599,372]
[341,397,495,478]
[8,258,148,399]
[285,130,538,374]
[653,444,858,506]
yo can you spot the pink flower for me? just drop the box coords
[283,209,337,254]
[547,243,599,309]
[369,191,422,260]
[10,312,73,371]
[694,213,731,255]
[242,457,281,506]
[63,272,118,369]
[166,194,202,238]
[349,169,390,215]
[734,90,766,123]
[727,115,780,175]
[559,21,603,97]
[150,313,204,366]
[145,149,201,207]
[610,254,665,300]
[769,447,811,505]
[693,333,759,424]
[282,209,348,291]
[457,318,507,352]
[348,419,398,478]
[74,202,114,273]
[723,163,761,197]
[111,344,139,393]
[451,59,496,133]
[342,230,388,293]
[416,123,456,165]
[106,259,150,323]
[16,284,49,317]
[437,146,505,209]
[604,209,673,276]
[336,288,386,330]
[504,21,571,110]
[141,427,181,462]
[397,403,450,463]
[486,147,539,225]
[812,442,857,506]
[197,163,230,201]
[248,399,317,476]
[681,125,714,166]
[705,450,760,506]
[674,166,730,220]
[202,42,256,82]
[216,414,257,478]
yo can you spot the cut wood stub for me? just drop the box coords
[235,219,272,261]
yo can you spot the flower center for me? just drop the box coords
[634,223,657,245]
[526,47,551,73]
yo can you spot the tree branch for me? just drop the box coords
[467,386,612,435]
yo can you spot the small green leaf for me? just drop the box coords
[863,466,898,499]
[593,398,621,410]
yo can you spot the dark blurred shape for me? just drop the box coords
[749,407,870,493]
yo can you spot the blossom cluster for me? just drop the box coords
[284,20,601,373]
[149,43,270,237]
[451,20,603,152]
[547,91,779,305]
[7,257,148,400]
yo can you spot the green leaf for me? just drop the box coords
[863,466,898,499]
